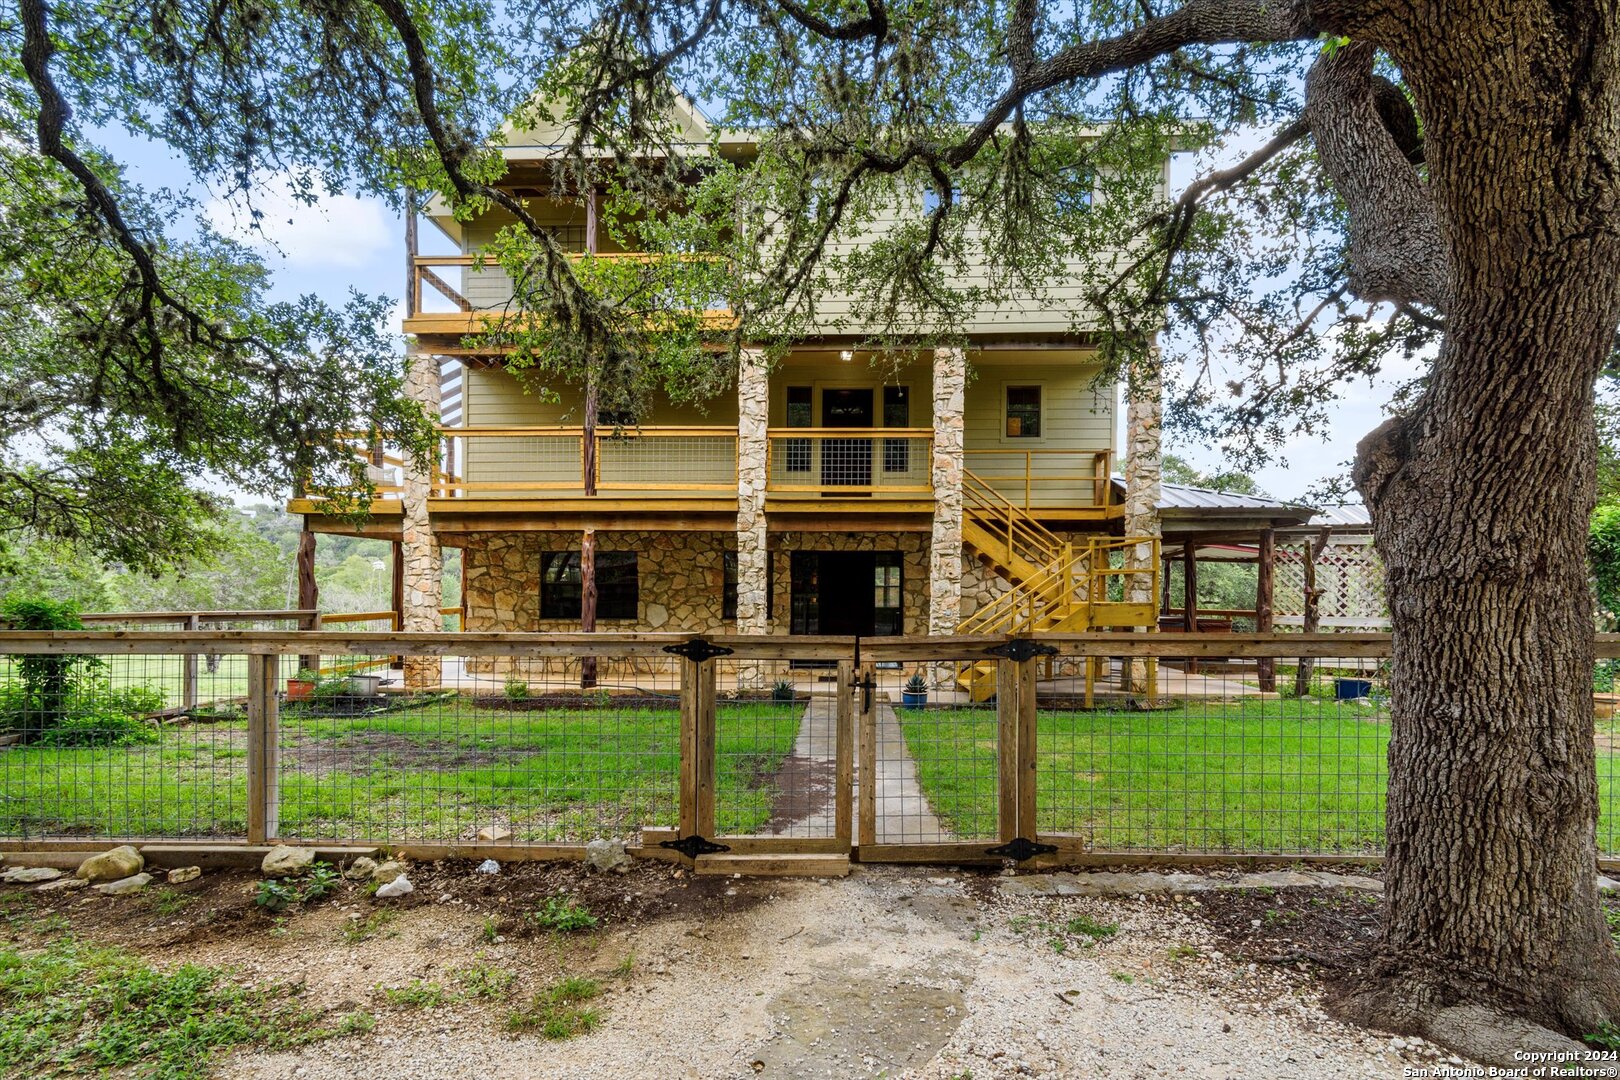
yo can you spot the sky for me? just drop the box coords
[104,127,1405,508]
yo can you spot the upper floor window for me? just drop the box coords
[540,551,638,620]
[1005,386,1042,438]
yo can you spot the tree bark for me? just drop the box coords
[1344,0,1620,1038]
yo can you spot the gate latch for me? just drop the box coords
[986,836,1058,862]
[659,834,731,859]
[853,672,879,712]
[984,639,1059,663]
[662,637,735,663]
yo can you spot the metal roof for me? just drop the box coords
[1111,476,1315,515]
[1305,504,1372,528]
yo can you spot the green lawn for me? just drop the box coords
[898,700,1620,855]
[0,699,803,843]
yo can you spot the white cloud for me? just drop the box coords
[204,177,392,269]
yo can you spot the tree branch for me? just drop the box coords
[1305,41,1448,310]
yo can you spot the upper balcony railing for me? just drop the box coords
[409,253,733,329]
[765,429,934,497]
[307,430,1117,512]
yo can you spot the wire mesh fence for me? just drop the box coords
[1033,646,1389,855]
[0,629,1616,865]
[272,649,683,845]
[0,649,250,840]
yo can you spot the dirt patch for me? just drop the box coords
[278,731,505,779]
[0,858,771,953]
[761,754,838,832]
[1189,884,1384,997]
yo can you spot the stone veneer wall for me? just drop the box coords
[463,531,735,634]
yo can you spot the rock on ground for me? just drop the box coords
[344,857,378,881]
[2,866,64,884]
[374,874,413,899]
[93,872,153,896]
[370,860,407,884]
[260,846,315,877]
[167,866,202,884]
[585,839,629,872]
[76,845,144,882]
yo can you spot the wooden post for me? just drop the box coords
[996,659,1020,843]
[296,524,319,674]
[182,614,200,712]
[835,660,854,846]
[246,654,280,843]
[580,530,598,689]
[696,657,717,839]
[1294,526,1332,697]
[404,186,418,319]
[1256,527,1276,691]
[1017,656,1038,840]
[678,657,698,838]
[390,541,405,632]
[1182,541,1199,674]
[857,662,877,849]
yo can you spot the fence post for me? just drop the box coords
[696,657,716,839]
[678,657,697,838]
[835,660,854,846]
[182,614,200,712]
[246,653,280,843]
[677,655,718,840]
[299,610,322,677]
[857,661,877,848]
[1017,654,1039,840]
[996,659,1020,843]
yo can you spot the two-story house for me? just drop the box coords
[290,98,1167,690]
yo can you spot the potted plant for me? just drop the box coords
[771,676,796,703]
[902,672,928,709]
[286,668,319,702]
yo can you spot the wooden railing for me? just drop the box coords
[435,426,738,497]
[962,448,1113,510]
[962,468,1067,572]
[411,252,730,316]
[765,429,933,496]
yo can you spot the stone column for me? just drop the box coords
[401,348,444,688]
[734,349,770,689]
[928,346,966,639]
[1122,355,1163,693]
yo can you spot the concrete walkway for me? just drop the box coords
[760,694,952,844]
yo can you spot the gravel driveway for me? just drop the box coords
[194,862,1445,1079]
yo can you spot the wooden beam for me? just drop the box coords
[390,540,405,632]
[404,185,418,319]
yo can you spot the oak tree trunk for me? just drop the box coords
[1351,0,1620,1035]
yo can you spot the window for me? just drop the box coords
[785,386,812,473]
[540,552,638,620]
[882,385,911,473]
[873,554,903,636]
[1005,385,1042,438]
[722,551,737,621]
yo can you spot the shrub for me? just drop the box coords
[530,894,598,933]
[503,677,530,701]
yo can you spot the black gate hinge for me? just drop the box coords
[985,638,1059,663]
[986,836,1058,862]
[658,834,731,859]
[662,637,735,663]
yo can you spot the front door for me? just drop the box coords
[789,552,904,638]
[821,388,874,491]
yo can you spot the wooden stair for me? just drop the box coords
[956,469,1159,701]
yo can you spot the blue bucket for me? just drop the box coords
[1334,678,1373,701]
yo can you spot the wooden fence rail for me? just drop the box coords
[2,630,1619,872]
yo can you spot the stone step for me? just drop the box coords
[693,853,851,878]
